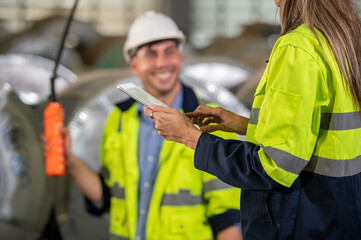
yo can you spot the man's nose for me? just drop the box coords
[155,53,168,67]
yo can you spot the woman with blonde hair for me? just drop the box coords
[145,0,361,239]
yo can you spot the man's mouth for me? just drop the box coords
[154,72,172,80]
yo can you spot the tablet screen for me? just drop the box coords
[117,83,168,108]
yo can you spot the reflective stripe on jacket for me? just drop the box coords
[101,84,241,240]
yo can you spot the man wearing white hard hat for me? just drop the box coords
[64,11,242,240]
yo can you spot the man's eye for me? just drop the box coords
[146,51,156,57]
[165,48,176,56]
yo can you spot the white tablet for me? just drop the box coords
[117,83,169,109]
[117,83,200,129]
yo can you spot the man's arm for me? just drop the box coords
[63,127,103,203]
[67,154,103,203]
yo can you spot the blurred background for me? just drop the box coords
[0,0,360,240]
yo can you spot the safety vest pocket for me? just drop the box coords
[103,132,123,172]
[162,207,213,239]
[110,198,129,237]
[255,87,301,147]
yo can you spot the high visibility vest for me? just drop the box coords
[247,24,361,185]
[101,99,240,240]
[245,24,361,238]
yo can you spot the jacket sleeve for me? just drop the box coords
[195,133,286,192]
[201,129,242,235]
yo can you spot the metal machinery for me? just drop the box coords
[0,17,101,71]
[0,54,77,239]
[182,56,252,91]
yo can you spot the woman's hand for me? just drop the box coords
[144,105,202,150]
[186,105,249,135]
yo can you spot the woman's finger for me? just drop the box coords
[200,123,225,133]
[185,112,211,118]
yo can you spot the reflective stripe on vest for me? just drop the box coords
[111,183,125,199]
[203,178,232,193]
[249,108,260,125]
[101,166,110,180]
[320,112,361,130]
[161,190,202,206]
[250,108,361,130]
[261,145,361,177]
[305,155,361,177]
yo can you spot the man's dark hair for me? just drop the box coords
[128,38,180,60]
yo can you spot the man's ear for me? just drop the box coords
[130,57,138,76]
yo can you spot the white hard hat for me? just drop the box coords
[123,11,185,63]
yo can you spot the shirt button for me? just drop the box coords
[140,209,146,215]
[144,182,150,188]
[147,155,154,161]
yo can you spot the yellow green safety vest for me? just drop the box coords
[101,102,240,240]
[247,24,361,186]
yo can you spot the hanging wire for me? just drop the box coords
[49,0,79,102]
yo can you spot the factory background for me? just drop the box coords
[0,1,360,240]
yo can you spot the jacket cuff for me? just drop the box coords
[208,209,241,236]
[194,132,221,172]
[84,174,111,216]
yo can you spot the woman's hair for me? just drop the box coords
[279,0,361,109]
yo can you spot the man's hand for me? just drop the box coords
[144,105,202,150]
[41,127,103,202]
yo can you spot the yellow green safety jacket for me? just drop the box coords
[87,84,240,240]
[193,24,361,239]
